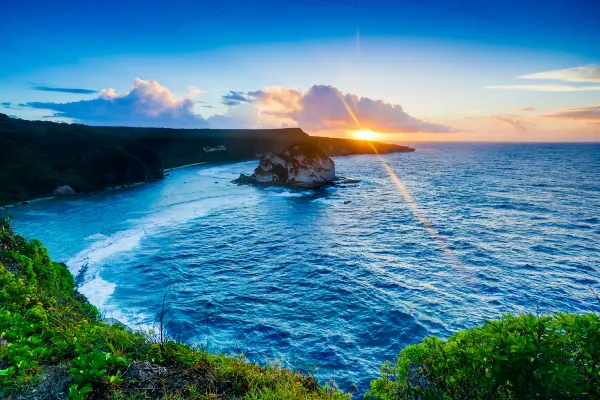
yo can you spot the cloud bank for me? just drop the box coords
[487,65,600,92]
[27,79,209,128]
[21,79,454,133]
[519,65,600,83]
[486,84,600,92]
[249,85,454,133]
[542,106,600,121]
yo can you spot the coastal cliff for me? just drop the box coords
[236,142,336,187]
[0,215,349,399]
[1,215,599,399]
[0,114,414,206]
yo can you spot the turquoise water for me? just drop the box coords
[9,143,600,394]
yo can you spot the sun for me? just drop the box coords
[354,129,377,141]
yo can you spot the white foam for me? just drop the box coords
[196,171,238,180]
[129,194,261,230]
[68,229,144,276]
[96,297,156,334]
[76,269,155,333]
[78,274,116,311]
[66,175,262,333]
[272,191,306,198]
[137,202,210,228]
[71,194,258,293]
[102,308,155,334]
[84,233,109,241]
[311,198,341,205]
[72,248,155,333]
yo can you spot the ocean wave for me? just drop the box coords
[271,190,312,198]
[84,233,109,241]
[67,229,145,276]
[78,273,116,311]
[10,144,600,395]
[311,197,349,205]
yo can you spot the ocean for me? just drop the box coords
[9,142,600,394]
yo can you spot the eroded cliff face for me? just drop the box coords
[237,142,336,187]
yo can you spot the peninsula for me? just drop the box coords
[0,114,414,206]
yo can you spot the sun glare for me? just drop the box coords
[354,130,376,141]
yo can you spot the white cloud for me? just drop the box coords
[518,65,600,83]
[23,79,454,133]
[187,86,205,95]
[27,79,209,128]
[207,102,259,128]
[249,85,454,133]
[485,84,600,92]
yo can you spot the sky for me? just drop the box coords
[1,0,599,142]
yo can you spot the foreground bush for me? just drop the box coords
[0,214,348,399]
[367,312,600,399]
[3,211,599,399]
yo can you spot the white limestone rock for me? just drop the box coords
[237,143,336,187]
[53,185,75,196]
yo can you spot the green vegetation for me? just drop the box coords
[366,313,600,399]
[0,114,413,206]
[2,211,598,399]
[0,214,349,399]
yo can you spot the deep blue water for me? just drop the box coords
[9,143,600,394]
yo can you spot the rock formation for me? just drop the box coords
[235,142,336,187]
[53,185,75,196]
[0,113,414,206]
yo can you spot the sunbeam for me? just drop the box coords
[335,91,466,272]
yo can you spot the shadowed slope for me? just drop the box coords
[0,114,414,206]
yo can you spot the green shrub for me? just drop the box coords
[0,214,349,399]
[5,211,598,400]
[366,313,600,399]
[68,350,126,392]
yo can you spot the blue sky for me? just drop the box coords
[2,0,599,141]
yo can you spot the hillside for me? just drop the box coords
[0,114,414,206]
[0,214,349,399]
[1,214,599,399]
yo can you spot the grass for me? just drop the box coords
[2,210,599,399]
[0,213,350,399]
[366,312,600,399]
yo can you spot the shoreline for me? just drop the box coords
[0,114,415,210]
[0,196,55,210]
[1,160,236,210]
[163,161,208,172]
[0,149,411,209]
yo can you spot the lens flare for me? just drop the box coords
[335,91,468,274]
[354,130,376,141]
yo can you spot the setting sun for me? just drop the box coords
[2,1,599,398]
[354,130,377,141]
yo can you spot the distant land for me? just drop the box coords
[0,113,414,206]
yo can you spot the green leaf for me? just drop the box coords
[0,367,15,376]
